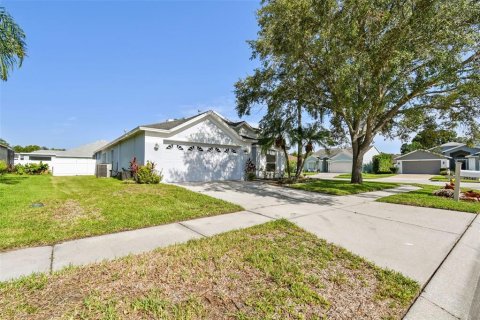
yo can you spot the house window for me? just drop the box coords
[266,153,276,171]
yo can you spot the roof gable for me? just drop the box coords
[395,149,449,160]
[164,116,244,146]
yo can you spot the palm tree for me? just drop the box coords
[0,7,26,81]
[257,111,293,179]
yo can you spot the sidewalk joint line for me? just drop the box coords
[421,296,461,319]
[402,214,479,319]
[341,208,462,236]
[246,210,276,220]
[49,245,54,274]
[177,222,208,238]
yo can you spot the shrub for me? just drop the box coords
[14,164,25,175]
[244,158,256,181]
[0,160,7,175]
[14,162,49,175]
[135,161,162,184]
[289,160,297,174]
[372,153,394,174]
[390,166,399,174]
[439,168,450,176]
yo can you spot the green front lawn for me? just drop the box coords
[0,220,419,319]
[429,175,480,183]
[289,179,399,195]
[0,175,242,251]
[378,184,480,214]
[335,173,398,179]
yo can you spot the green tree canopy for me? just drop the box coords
[235,0,480,183]
[0,7,26,80]
[400,121,460,154]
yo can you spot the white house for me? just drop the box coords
[304,146,380,173]
[15,140,108,176]
[94,111,285,182]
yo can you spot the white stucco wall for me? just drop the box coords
[363,147,380,164]
[144,117,250,182]
[99,132,145,172]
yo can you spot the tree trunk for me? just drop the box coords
[350,138,370,184]
[295,106,303,179]
[351,152,364,184]
[295,151,311,179]
[282,146,291,179]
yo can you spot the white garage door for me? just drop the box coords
[52,158,96,176]
[159,144,245,182]
[329,161,352,173]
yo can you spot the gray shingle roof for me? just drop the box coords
[28,140,109,158]
[141,113,203,130]
[311,147,353,159]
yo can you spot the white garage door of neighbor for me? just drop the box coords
[52,158,96,176]
[329,161,352,173]
[160,144,245,182]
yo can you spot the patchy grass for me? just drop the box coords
[289,179,399,195]
[302,171,318,176]
[378,184,480,214]
[429,175,480,183]
[0,175,242,251]
[335,173,398,179]
[0,220,419,319]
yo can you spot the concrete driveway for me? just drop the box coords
[180,181,476,286]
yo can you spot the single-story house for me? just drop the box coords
[0,144,14,167]
[394,150,450,174]
[394,142,480,174]
[303,146,380,173]
[94,110,285,182]
[429,142,480,170]
[15,140,108,176]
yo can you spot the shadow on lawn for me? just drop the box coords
[0,175,28,185]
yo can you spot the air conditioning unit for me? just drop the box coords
[96,164,112,178]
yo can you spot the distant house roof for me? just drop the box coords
[395,149,450,161]
[310,147,353,159]
[23,140,108,158]
[438,142,464,148]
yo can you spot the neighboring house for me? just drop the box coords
[429,142,480,170]
[94,111,285,182]
[467,152,480,171]
[395,142,480,174]
[394,150,450,174]
[15,140,108,176]
[0,144,14,167]
[303,146,380,173]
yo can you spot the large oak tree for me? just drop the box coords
[235,0,480,183]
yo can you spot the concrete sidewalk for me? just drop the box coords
[405,215,480,320]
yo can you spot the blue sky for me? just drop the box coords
[0,0,402,153]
